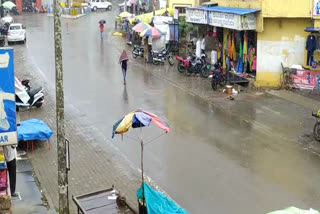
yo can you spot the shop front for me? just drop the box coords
[186,6,260,85]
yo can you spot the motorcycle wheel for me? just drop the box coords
[201,66,209,78]
[177,62,185,73]
[314,121,320,141]
[153,59,160,65]
[168,56,174,66]
[132,53,137,58]
[211,78,218,91]
[35,102,43,108]
[219,76,226,86]
[186,69,192,76]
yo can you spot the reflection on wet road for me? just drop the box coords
[12,12,320,213]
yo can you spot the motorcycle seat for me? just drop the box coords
[28,87,42,97]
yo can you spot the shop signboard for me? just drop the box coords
[186,8,208,24]
[0,48,17,146]
[209,12,256,31]
[291,69,320,90]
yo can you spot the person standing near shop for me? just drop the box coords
[3,145,17,197]
[201,34,206,54]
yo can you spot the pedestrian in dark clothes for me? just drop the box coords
[119,50,129,85]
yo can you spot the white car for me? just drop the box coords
[7,23,26,44]
[88,0,112,11]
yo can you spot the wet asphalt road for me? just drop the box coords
[11,11,320,213]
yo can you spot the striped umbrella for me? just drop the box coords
[112,109,170,200]
[140,27,163,39]
[132,22,151,33]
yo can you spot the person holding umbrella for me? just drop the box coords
[99,20,106,40]
[119,50,129,85]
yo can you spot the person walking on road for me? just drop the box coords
[119,50,129,85]
[99,23,104,40]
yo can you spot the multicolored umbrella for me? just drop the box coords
[140,27,163,39]
[132,22,151,33]
[119,50,129,63]
[112,109,170,200]
[112,109,169,137]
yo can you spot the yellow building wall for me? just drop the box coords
[214,0,310,18]
[168,0,197,9]
[255,18,312,88]
[262,0,310,18]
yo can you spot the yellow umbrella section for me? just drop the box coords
[119,11,133,18]
[115,111,135,134]
[136,8,174,24]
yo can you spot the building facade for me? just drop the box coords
[185,0,314,88]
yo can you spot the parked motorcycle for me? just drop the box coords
[132,45,144,58]
[176,53,206,77]
[15,77,44,111]
[312,110,320,141]
[151,49,174,66]
[209,62,226,91]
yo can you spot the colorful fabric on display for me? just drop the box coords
[243,31,248,62]
[231,34,236,60]
[137,182,189,214]
[249,48,254,71]
[239,40,243,59]
[252,56,257,70]
[112,109,170,138]
[227,33,231,59]
[236,57,243,73]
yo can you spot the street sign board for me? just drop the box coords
[0,48,17,146]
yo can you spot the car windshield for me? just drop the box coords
[10,26,21,30]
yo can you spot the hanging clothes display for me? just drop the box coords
[227,33,232,59]
[231,31,236,61]
[248,47,255,72]
[212,27,217,38]
[306,33,316,66]
[243,31,248,63]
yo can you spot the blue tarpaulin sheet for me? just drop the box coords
[17,119,53,141]
[137,182,189,214]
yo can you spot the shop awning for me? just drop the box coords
[201,6,260,15]
[186,6,260,30]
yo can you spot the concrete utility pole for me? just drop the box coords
[153,0,155,16]
[124,0,127,12]
[133,0,135,15]
[53,0,69,212]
